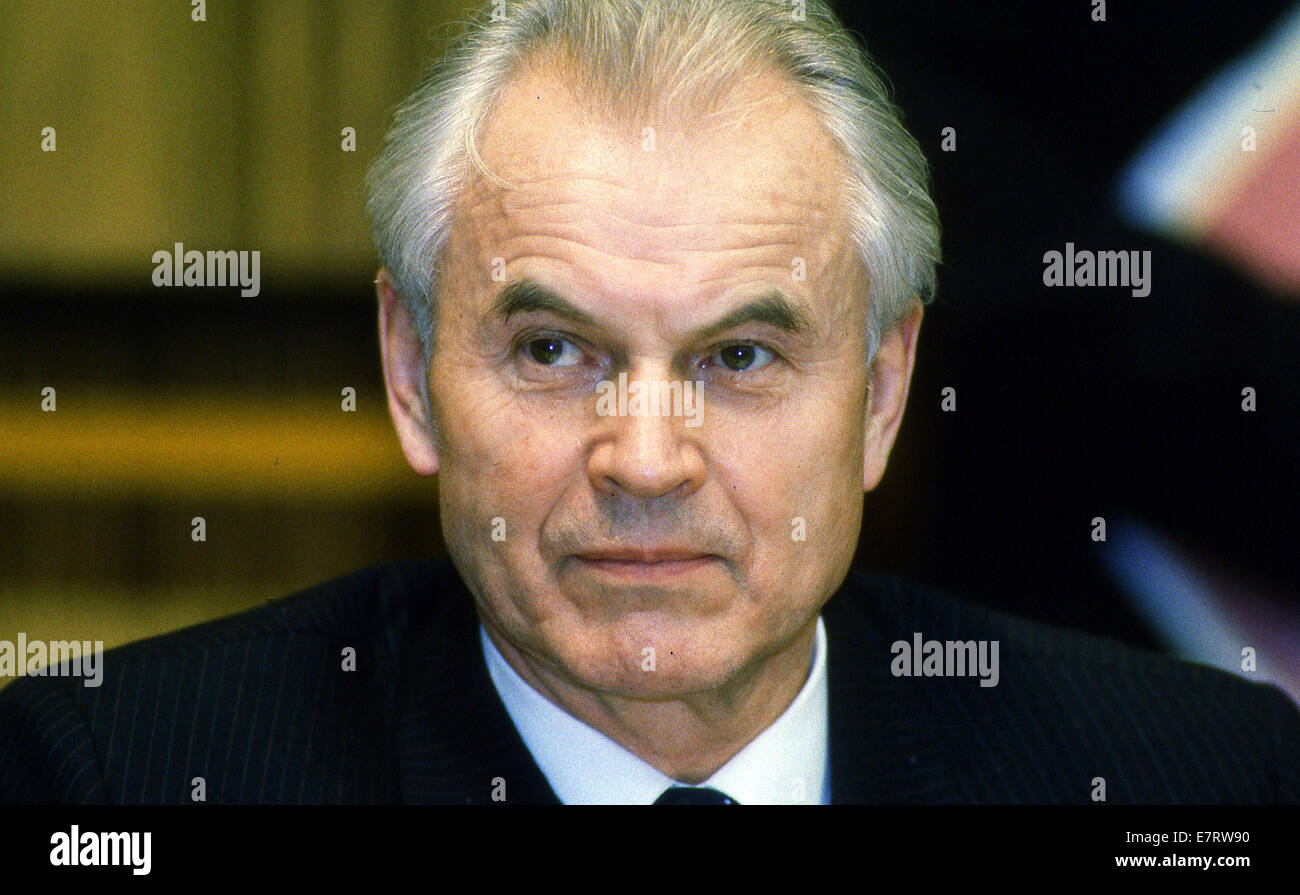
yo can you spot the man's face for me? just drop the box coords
[382,62,919,700]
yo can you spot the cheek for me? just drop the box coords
[432,366,584,544]
[711,397,864,579]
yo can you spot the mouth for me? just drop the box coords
[572,549,722,581]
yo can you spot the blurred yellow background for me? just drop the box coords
[0,1,464,679]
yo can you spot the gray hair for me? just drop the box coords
[366,0,940,366]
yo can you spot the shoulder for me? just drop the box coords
[831,565,1282,686]
[0,557,465,805]
[7,557,446,698]
[825,568,1300,803]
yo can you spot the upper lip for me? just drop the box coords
[576,548,714,563]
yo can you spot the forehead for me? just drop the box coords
[453,61,856,292]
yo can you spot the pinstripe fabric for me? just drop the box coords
[827,574,1300,803]
[2,558,1296,804]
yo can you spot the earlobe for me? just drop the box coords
[862,302,924,491]
[376,270,440,477]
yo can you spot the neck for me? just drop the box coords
[480,615,817,783]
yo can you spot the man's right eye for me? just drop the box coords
[522,336,582,367]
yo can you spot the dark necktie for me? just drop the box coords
[653,786,739,805]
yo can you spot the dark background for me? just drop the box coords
[838,0,1299,645]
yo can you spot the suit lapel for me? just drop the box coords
[824,571,962,803]
[393,561,560,804]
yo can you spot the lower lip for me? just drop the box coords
[574,556,720,581]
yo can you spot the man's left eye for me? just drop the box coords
[710,343,774,373]
[523,337,583,367]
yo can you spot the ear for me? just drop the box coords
[863,301,923,491]
[376,269,440,476]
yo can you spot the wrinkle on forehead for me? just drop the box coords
[441,57,867,339]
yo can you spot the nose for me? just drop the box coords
[587,370,706,500]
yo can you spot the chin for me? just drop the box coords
[541,612,757,699]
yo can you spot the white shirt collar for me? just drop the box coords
[480,617,830,805]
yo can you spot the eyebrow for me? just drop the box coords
[490,278,599,327]
[490,277,813,338]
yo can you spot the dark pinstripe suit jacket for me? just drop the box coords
[2,557,1297,804]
